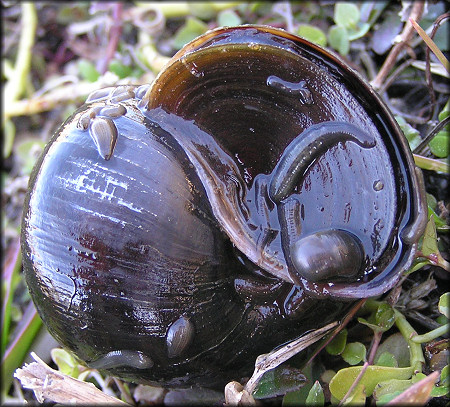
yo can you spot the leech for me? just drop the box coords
[85,87,115,103]
[99,104,127,118]
[254,177,271,228]
[269,121,377,203]
[89,350,153,370]
[166,316,195,358]
[234,276,283,299]
[267,75,313,105]
[278,198,302,247]
[88,117,118,160]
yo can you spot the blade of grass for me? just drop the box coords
[413,154,450,173]
[1,302,42,396]
[410,18,450,74]
[1,238,22,356]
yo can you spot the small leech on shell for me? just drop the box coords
[88,117,118,161]
[88,350,154,370]
[166,316,195,359]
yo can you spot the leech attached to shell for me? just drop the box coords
[166,316,195,359]
[266,75,313,105]
[88,116,118,160]
[89,350,154,370]
[269,122,377,203]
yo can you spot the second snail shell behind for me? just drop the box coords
[21,25,426,387]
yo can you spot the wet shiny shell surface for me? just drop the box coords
[143,26,422,296]
[21,26,425,388]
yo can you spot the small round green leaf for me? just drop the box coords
[326,329,347,355]
[77,59,100,82]
[342,342,367,365]
[51,348,79,377]
[217,9,241,27]
[334,3,360,29]
[108,60,133,79]
[172,17,208,50]
[328,25,349,55]
[375,351,398,368]
[297,25,327,47]
[429,131,449,158]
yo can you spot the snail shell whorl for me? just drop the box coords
[21,25,426,388]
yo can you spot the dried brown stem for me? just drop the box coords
[425,13,450,119]
[413,115,450,154]
[371,1,425,90]
[14,352,130,405]
[97,3,124,74]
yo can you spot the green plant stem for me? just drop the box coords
[135,2,240,19]
[410,324,450,343]
[413,154,450,173]
[3,3,37,104]
[393,309,425,373]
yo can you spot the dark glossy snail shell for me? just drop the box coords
[21,25,426,388]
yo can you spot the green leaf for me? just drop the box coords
[428,203,448,230]
[342,384,366,405]
[358,302,395,333]
[347,22,371,41]
[297,25,327,47]
[51,348,79,377]
[440,365,449,387]
[334,3,360,29]
[341,342,367,365]
[374,333,410,368]
[217,9,241,27]
[375,302,395,331]
[395,115,421,150]
[375,351,398,368]
[253,366,306,399]
[328,25,349,55]
[283,364,313,406]
[438,293,450,318]
[438,99,449,121]
[108,60,133,79]
[77,59,100,82]
[1,303,42,393]
[373,378,413,402]
[422,216,439,257]
[429,131,449,158]
[326,329,347,355]
[172,17,208,50]
[305,381,324,406]
[329,366,414,401]
[16,139,46,175]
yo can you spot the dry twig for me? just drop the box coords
[371,1,425,90]
[14,352,130,405]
